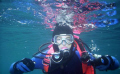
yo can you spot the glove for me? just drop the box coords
[90,56,109,67]
[81,52,90,63]
[89,56,110,70]
[13,58,35,73]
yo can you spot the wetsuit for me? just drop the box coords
[10,45,119,74]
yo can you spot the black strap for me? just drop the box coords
[74,38,92,52]
[74,38,85,51]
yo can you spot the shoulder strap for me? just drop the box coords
[74,38,85,51]
[74,38,91,52]
[74,38,95,74]
[74,38,86,52]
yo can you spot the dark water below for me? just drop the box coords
[0,0,120,74]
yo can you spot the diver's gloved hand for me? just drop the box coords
[89,55,110,70]
[10,58,35,73]
[90,56,109,66]
[81,52,90,63]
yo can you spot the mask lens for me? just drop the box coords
[66,36,73,44]
[54,34,73,45]
[55,36,62,45]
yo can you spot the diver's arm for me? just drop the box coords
[106,56,119,70]
[90,54,120,71]
[10,58,35,74]
[10,62,23,74]
[9,53,45,74]
[76,51,120,71]
[31,53,44,69]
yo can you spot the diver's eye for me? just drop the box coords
[66,38,71,40]
[66,37,72,41]
[56,37,61,41]
[56,37,62,44]
[65,37,72,43]
[57,38,61,41]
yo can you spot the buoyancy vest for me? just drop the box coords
[74,40,95,74]
[43,37,95,74]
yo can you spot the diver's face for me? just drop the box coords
[53,34,74,51]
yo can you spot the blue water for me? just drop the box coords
[0,0,120,74]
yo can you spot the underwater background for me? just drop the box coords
[0,0,120,74]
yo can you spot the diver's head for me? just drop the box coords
[52,23,74,52]
[51,23,75,63]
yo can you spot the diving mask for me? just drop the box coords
[53,34,74,45]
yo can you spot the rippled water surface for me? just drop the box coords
[0,0,120,74]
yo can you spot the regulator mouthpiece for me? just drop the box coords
[51,49,70,63]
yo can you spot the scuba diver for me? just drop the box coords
[10,23,119,74]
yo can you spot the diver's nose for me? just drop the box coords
[62,40,67,46]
